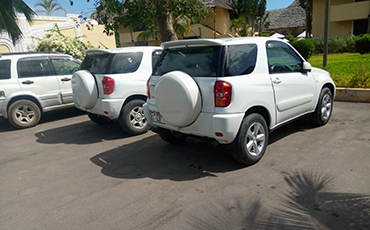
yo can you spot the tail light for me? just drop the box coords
[146,78,151,99]
[102,77,114,95]
[214,81,232,107]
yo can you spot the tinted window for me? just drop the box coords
[225,44,257,76]
[154,46,222,77]
[110,52,143,74]
[17,59,53,78]
[266,41,303,74]
[152,50,162,71]
[81,53,110,74]
[51,59,80,75]
[0,60,11,80]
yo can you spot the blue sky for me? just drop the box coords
[23,0,295,18]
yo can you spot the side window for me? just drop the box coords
[51,59,80,75]
[17,59,53,78]
[110,52,143,74]
[0,60,11,80]
[266,41,303,74]
[225,44,257,76]
[152,50,162,71]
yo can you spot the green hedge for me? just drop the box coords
[291,39,315,60]
[355,34,370,54]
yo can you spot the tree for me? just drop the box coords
[230,16,249,37]
[34,0,66,16]
[230,0,267,36]
[298,0,313,38]
[70,0,208,42]
[0,0,36,44]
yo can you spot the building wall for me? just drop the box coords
[0,14,116,53]
[312,0,370,37]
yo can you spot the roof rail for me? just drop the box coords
[0,51,63,56]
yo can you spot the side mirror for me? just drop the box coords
[302,62,312,72]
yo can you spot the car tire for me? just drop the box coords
[311,87,333,126]
[72,70,98,109]
[231,113,268,165]
[87,113,112,125]
[119,99,150,135]
[157,128,188,144]
[8,100,41,129]
[154,71,202,127]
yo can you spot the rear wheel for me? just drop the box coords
[119,99,150,135]
[157,128,188,144]
[232,113,268,165]
[8,100,41,129]
[87,113,112,125]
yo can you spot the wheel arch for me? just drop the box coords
[121,94,147,108]
[322,83,335,97]
[7,96,42,117]
[244,106,271,130]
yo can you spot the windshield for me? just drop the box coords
[153,46,222,77]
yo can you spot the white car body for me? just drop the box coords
[144,37,336,164]
[72,46,162,135]
[0,52,81,128]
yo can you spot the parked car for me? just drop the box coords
[144,37,336,165]
[72,46,162,135]
[0,52,81,128]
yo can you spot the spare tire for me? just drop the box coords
[154,71,201,127]
[72,70,98,109]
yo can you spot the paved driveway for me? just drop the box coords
[0,102,369,230]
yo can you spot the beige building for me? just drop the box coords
[313,0,370,37]
[118,0,245,47]
[0,14,116,53]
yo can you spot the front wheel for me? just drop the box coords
[8,100,41,129]
[311,87,333,126]
[231,113,269,165]
[87,113,112,125]
[119,99,150,135]
[157,128,188,144]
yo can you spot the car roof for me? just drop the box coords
[161,37,283,49]
[83,46,162,55]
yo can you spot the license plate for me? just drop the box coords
[151,111,163,123]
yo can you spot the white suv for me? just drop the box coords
[0,52,81,128]
[72,46,162,135]
[144,37,336,165]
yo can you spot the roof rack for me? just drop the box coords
[0,51,63,57]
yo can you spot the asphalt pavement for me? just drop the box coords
[0,102,369,230]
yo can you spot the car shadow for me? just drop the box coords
[35,120,131,145]
[90,135,246,181]
[0,107,86,133]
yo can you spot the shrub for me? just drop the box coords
[311,37,324,54]
[348,66,370,88]
[355,34,370,54]
[285,34,297,43]
[291,39,315,60]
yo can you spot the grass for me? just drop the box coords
[308,53,370,88]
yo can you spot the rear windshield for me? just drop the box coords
[0,60,11,80]
[153,46,222,77]
[81,52,143,74]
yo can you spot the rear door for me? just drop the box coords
[266,41,316,123]
[17,57,62,107]
[50,57,81,104]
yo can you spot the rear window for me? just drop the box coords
[0,60,11,80]
[225,44,257,76]
[153,46,222,77]
[81,52,143,74]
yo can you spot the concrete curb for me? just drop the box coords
[335,87,370,103]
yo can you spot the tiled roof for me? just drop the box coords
[266,0,306,29]
[201,0,233,10]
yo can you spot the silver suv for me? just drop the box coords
[0,52,81,128]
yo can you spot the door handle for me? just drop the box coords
[61,77,71,82]
[22,80,34,85]
[272,78,282,84]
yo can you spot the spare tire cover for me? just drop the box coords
[155,71,202,127]
[72,70,98,109]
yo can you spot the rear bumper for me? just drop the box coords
[79,98,125,119]
[143,103,244,144]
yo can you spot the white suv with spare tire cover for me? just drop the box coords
[0,52,81,128]
[72,46,162,135]
[144,37,336,165]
